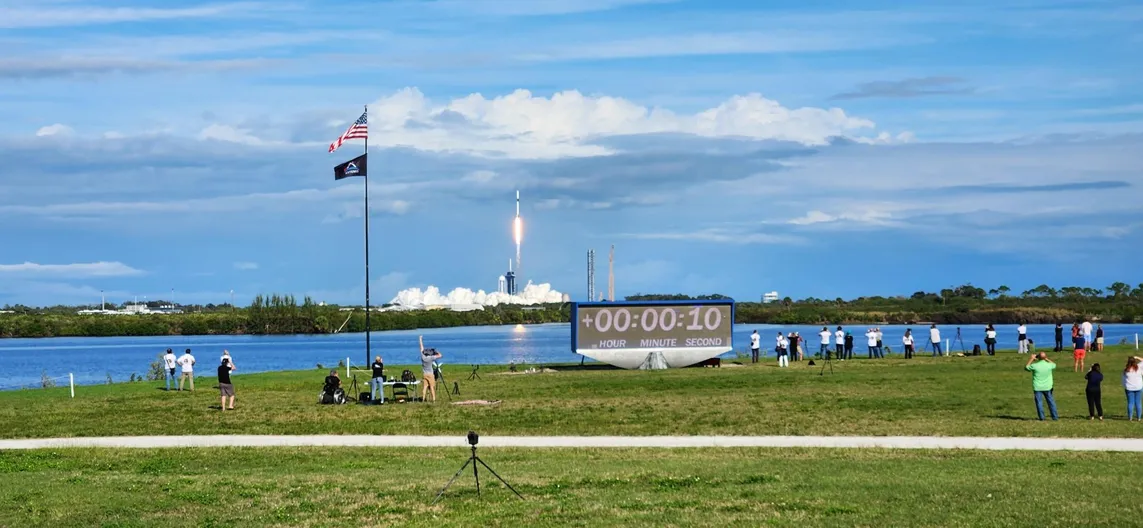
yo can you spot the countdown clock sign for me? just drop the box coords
[570,300,735,369]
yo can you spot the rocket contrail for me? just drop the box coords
[514,190,522,278]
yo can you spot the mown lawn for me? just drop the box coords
[2,345,1141,439]
[1,447,1141,527]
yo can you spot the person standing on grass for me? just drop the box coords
[1124,356,1143,421]
[1082,320,1093,351]
[1095,324,1104,351]
[370,355,385,403]
[1085,363,1104,421]
[819,326,832,359]
[902,329,915,359]
[1073,333,1087,372]
[177,348,195,391]
[750,330,761,364]
[419,335,442,402]
[865,328,877,359]
[875,328,884,357]
[835,326,844,359]
[985,324,997,356]
[1017,322,1028,354]
[930,324,942,356]
[217,357,235,411]
[776,332,789,368]
[1025,352,1058,421]
[1054,323,1064,352]
[163,348,177,391]
[220,349,235,370]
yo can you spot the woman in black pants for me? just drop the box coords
[984,324,997,356]
[1085,363,1104,421]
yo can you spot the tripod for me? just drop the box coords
[347,374,359,403]
[432,444,524,504]
[818,349,834,376]
[467,364,482,381]
[433,366,453,401]
[954,328,967,354]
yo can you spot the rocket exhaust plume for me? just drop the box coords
[514,190,523,276]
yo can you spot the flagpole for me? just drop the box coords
[363,104,371,368]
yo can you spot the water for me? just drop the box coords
[1,323,1140,390]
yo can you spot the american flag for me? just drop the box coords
[328,110,368,153]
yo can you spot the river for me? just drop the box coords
[1,323,1140,390]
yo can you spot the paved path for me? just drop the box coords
[3,435,1143,451]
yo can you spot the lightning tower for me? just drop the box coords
[608,244,615,302]
[587,249,595,301]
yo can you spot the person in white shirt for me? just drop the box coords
[865,329,878,359]
[1017,323,1028,354]
[1124,356,1143,421]
[177,348,196,391]
[775,332,788,367]
[220,349,235,369]
[984,324,998,356]
[1081,320,1093,351]
[834,326,844,359]
[902,330,915,359]
[818,327,832,359]
[162,348,178,391]
[929,325,942,356]
[875,328,885,357]
[750,330,761,364]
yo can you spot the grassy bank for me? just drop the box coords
[3,345,1141,439]
[2,447,1141,526]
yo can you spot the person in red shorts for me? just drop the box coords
[1073,333,1087,372]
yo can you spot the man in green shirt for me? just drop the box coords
[1025,352,1058,420]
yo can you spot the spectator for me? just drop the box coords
[930,325,942,356]
[865,328,878,359]
[843,332,854,360]
[834,326,844,359]
[1081,320,1093,351]
[1095,324,1105,351]
[1054,323,1064,352]
[1085,364,1103,421]
[177,348,195,391]
[790,332,801,362]
[371,355,385,403]
[750,330,761,364]
[1025,352,1058,421]
[419,335,442,402]
[1017,322,1028,354]
[819,326,832,359]
[217,357,236,411]
[1071,323,1080,349]
[984,324,997,356]
[1125,356,1143,421]
[902,329,915,359]
[776,332,789,368]
[1073,333,1087,372]
[162,348,177,391]
[875,328,885,357]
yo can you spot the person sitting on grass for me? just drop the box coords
[1085,363,1103,421]
[217,357,236,411]
[1025,352,1058,421]
[419,335,442,402]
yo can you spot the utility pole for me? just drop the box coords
[608,244,615,302]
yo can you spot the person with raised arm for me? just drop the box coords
[1025,352,1058,421]
[419,335,442,402]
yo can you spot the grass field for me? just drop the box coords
[2,447,1142,527]
[2,345,1141,439]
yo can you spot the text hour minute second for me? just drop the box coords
[581,307,722,333]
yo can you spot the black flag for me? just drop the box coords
[334,153,367,180]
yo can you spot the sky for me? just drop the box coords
[1,0,1141,307]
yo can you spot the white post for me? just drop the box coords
[946,338,950,356]
[346,357,350,378]
[69,373,74,398]
[1136,333,1139,350]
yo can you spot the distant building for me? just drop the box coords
[497,275,508,294]
[762,291,779,303]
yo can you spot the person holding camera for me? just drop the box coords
[419,335,442,402]
[1025,352,1058,421]
[177,348,196,391]
[162,348,178,391]
[370,355,385,403]
[217,357,236,411]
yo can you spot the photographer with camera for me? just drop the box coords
[1025,352,1058,421]
[420,335,442,402]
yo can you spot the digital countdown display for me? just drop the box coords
[571,300,734,353]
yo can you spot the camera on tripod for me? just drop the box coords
[467,430,479,446]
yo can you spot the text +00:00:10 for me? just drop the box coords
[580,306,724,333]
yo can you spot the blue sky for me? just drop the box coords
[1,0,1141,307]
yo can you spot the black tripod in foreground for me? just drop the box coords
[818,349,834,376]
[467,364,482,381]
[433,431,524,504]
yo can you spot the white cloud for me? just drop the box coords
[364,88,892,159]
[787,209,895,226]
[618,228,803,245]
[0,261,143,277]
[35,124,73,137]
[233,261,259,270]
[0,3,260,29]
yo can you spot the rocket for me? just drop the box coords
[515,190,520,218]
[513,190,523,280]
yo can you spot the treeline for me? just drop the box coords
[0,293,568,338]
